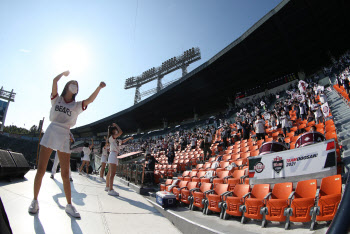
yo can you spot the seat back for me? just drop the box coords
[187,182,198,190]
[295,179,317,198]
[271,182,293,199]
[214,183,229,195]
[320,175,342,196]
[182,171,190,177]
[164,179,173,185]
[219,161,229,168]
[251,184,270,199]
[189,171,197,178]
[217,170,230,179]
[196,171,206,178]
[178,180,188,188]
[232,169,245,178]
[196,164,203,169]
[200,182,213,193]
[203,162,212,169]
[233,184,250,197]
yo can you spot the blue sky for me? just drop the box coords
[0,0,281,131]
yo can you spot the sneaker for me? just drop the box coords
[104,187,109,192]
[70,177,73,182]
[79,172,82,175]
[108,189,119,196]
[28,199,39,214]
[65,204,80,218]
[50,175,54,179]
[99,177,105,182]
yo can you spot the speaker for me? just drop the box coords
[0,149,30,179]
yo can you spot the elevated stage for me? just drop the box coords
[0,170,180,234]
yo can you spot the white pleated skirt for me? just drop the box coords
[40,122,71,154]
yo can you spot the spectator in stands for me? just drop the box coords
[311,99,323,124]
[270,113,277,130]
[167,146,175,165]
[29,71,106,218]
[319,91,328,104]
[309,126,317,132]
[190,134,197,149]
[307,110,315,123]
[280,110,291,137]
[299,101,307,120]
[145,153,158,185]
[203,133,212,160]
[242,121,251,140]
[236,118,243,135]
[254,115,265,140]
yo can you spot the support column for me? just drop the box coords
[134,86,141,104]
[157,75,163,93]
[181,65,188,77]
[0,89,13,132]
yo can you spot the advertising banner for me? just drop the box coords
[248,139,337,185]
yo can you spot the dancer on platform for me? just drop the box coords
[51,132,75,181]
[79,138,94,176]
[28,70,106,218]
[105,123,133,196]
[99,139,109,181]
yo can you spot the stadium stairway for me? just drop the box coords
[326,88,350,175]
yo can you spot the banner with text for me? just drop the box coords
[248,139,337,185]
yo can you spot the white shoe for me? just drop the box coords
[104,187,109,192]
[108,189,119,196]
[65,204,80,218]
[99,177,105,182]
[28,199,39,214]
[79,172,82,175]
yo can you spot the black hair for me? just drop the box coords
[100,141,106,153]
[61,80,78,101]
[84,142,89,147]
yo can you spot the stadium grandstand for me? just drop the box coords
[1,0,350,233]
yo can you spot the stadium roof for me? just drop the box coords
[72,0,350,137]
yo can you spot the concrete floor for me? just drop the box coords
[0,170,181,234]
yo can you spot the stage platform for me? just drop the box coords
[0,170,181,234]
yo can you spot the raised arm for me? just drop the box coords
[83,82,106,108]
[89,138,94,149]
[113,123,123,138]
[122,137,133,144]
[52,71,70,97]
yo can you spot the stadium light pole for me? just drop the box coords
[125,48,201,104]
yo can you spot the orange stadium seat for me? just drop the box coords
[284,179,317,230]
[204,183,229,215]
[241,184,271,224]
[180,181,199,206]
[160,179,173,191]
[172,180,189,200]
[221,184,250,219]
[261,182,293,227]
[191,182,213,211]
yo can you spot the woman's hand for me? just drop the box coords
[99,82,106,88]
[62,70,70,77]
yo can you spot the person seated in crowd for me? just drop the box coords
[311,99,324,124]
[144,153,158,185]
[309,125,317,132]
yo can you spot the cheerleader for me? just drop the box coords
[105,123,133,196]
[28,70,106,218]
[99,139,109,181]
[79,138,93,175]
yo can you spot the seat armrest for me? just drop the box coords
[242,192,251,202]
[220,191,231,199]
[204,189,215,194]
[315,188,320,202]
[264,192,272,200]
[288,191,295,200]
[179,186,187,190]
[224,176,233,180]
[224,191,233,198]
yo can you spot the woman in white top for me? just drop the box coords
[99,140,109,180]
[28,71,106,218]
[105,123,133,196]
[79,138,94,175]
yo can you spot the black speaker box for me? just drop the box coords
[0,149,30,179]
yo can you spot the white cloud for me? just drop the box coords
[19,49,31,53]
